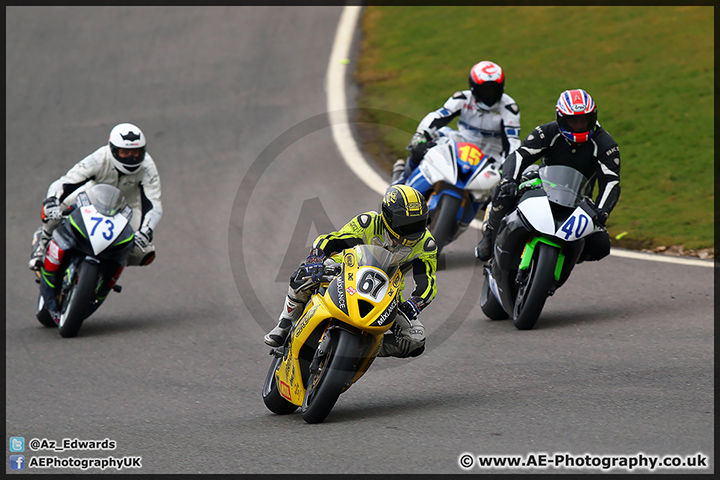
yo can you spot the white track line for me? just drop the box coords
[326,6,386,196]
[325,5,713,269]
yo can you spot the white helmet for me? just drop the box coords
[469,61,505,109]
[108,123,146,174]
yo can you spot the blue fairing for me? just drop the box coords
[461,199,482,224]
[429,190,466,224]
[407,168,434,196]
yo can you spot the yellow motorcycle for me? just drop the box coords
[262,244,404,423]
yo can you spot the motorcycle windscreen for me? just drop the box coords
[82,184,129,216]
[539,165,589,207]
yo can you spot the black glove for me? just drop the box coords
[398,296,423,322]
[304,247,327,283]
[595,209,609,226]
[410,131,428,149]
[407,130,436,155]
[41,197,62,222]
[519,165,540,184]
[498,178,518,198]
[586,198,609,226]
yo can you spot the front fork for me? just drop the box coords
[516,236,564,294]
[309,327,333,374]
[59,260,79,304]
[61,257,117,308]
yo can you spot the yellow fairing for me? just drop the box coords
[274,296,331,405]
[274,248,401,406]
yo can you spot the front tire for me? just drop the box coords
[429,195,462,255]
[262,353,299,415]
[58,260,99,338]
[301,329,360,424]
[513,242,558,330]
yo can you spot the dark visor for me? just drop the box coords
[388,217,426,239]
[119,147,146,165]
[558,112,597,133]
[473,82,503,105]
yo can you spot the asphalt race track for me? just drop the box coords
[5,7,714,475]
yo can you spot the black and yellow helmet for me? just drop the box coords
[381,185,429,247]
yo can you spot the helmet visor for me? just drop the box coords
[383,209,427,244]
[391,218,426,239]
[116,147,146,166]
[558,112,597,134]
[472,82,504,106]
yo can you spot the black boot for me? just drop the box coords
[474,226,494,261]
[474,182,514,261]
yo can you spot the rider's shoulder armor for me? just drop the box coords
[355,211,374,229]
[499,93,520,118]
[421,234,437,254]
[521,122,557,148]
[591,125,618,153]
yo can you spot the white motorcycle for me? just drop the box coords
[407,136,501,254]
[480,164,606,330]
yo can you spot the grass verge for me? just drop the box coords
[354,6,713,253]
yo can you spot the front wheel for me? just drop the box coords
[262,353,299,415]
[301,329,360,424]
[429,194,462,255]
[513,242,558,330]
[58,260,99,338]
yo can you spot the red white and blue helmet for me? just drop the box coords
[469,61,505,108]
[555,89,597,143]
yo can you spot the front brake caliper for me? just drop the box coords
[309,328,333,374]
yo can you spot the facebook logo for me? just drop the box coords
[9,455,25,470]
[10,436,25,452]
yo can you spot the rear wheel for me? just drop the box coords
[513,242,558,330]
[480,269,509,320]
[429,195,462,255]
[58,260,99,338]
[262,353,299,415]
[301,329,360,424]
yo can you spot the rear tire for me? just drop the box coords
[301,329,360,424]
[513,242,558,330]
[262,353,299,415]
[429,195,462,255]
[480,270,509,320]
[58,261,99,338]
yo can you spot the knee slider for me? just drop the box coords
[408,344,425,357]
[140,251,155,266]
